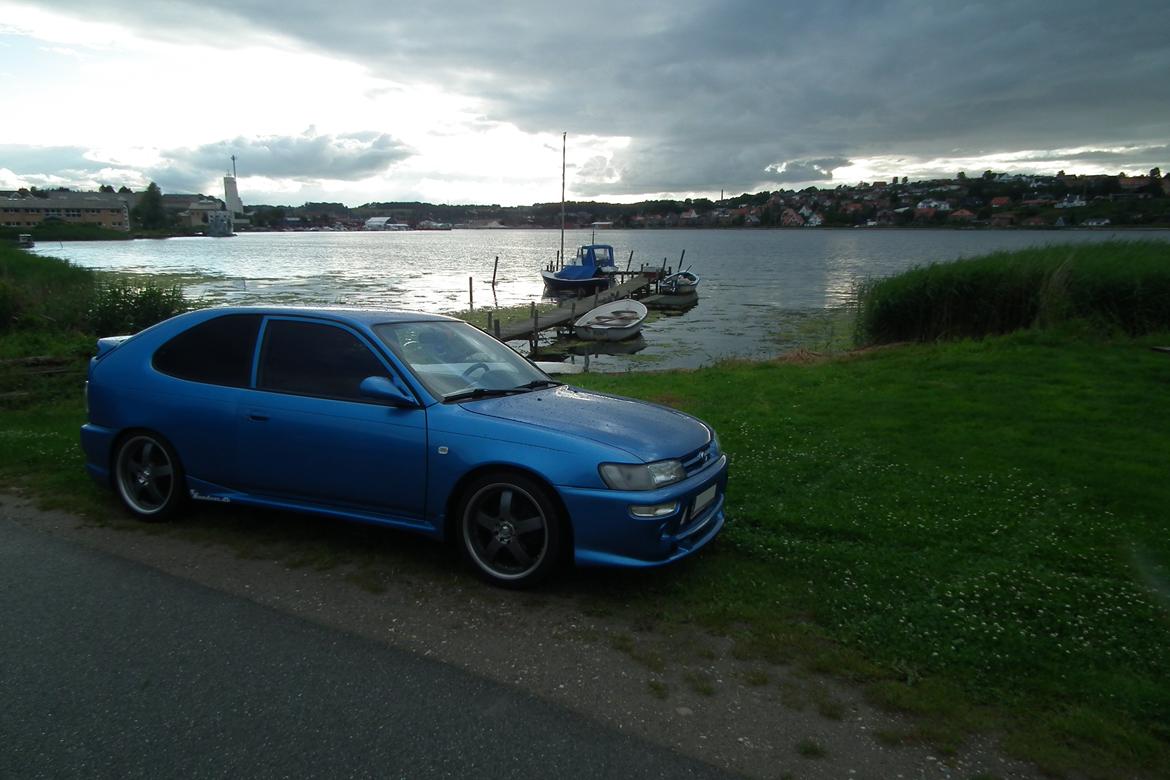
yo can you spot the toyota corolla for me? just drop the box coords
[81,307,728,587]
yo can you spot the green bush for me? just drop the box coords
[856,240,1170,344]
[89,278,187,335]
[0,278,15,328]
[0,224,132,242]
[0,245,96,331]
[1,244,188,335]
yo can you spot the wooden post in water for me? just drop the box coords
[493,320,501,340]
[530,301,539,357]
[468,276,474,310]
[491,255,499,287]
[487,311,493,333]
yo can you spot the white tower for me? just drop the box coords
[223,154,244,215]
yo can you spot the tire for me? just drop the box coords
[113,432,186,521]
[458,472,565,588]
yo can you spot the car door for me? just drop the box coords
[148,312,263,490]
[237,316,429,523]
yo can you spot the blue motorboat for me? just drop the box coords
[541,244,617,294]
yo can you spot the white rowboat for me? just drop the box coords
[573,299,648,342]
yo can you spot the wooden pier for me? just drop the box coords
[493,274,655,343]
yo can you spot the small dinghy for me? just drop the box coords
[574,299,648,342]
[661,269,699,295]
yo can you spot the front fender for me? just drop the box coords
[421,402,622,534]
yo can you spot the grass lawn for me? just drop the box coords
[4,326,1168,776]
[570,328,1170,775]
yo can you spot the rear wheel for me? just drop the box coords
[458,473,565,588]
[113,432,185,521]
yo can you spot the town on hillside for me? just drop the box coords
[2,169,1168,236]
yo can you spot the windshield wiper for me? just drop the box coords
[443,387,527,403]
[513,379,562,390]
[444,379,561,403]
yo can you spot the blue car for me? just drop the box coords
[81,307,728,587]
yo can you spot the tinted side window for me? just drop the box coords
[258,319,387,401]
[152,314,262,387]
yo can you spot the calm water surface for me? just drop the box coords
[39,229,1166,370]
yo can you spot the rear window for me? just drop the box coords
[152,314,262,387]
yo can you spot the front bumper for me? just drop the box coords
[560,454,728,568]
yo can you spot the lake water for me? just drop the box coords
[37,228,1167,371]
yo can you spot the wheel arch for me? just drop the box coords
[108,426,181,479]
[109,427,188,520]
[443,464,575,557]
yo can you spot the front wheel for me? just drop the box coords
[113,432,185,521]
[458,473,565,588]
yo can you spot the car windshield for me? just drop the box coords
[374,320,552,401]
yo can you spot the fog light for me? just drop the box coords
[630,502,678,518]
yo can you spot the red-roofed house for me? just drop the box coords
[1119,176,1152,190]
[780,208,804,227]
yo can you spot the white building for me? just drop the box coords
[364,217,410,230]
[223,175,244,215]
[1054,195,1087,209]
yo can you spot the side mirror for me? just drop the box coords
[359,376,417,408]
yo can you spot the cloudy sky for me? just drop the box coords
[2,0,1168,206]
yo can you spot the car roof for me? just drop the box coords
[189,306,460,326]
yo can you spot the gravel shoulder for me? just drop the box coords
[1,494,1038,779]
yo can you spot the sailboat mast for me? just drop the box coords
[560,132,566,267]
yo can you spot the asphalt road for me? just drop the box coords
[0,517,731,779]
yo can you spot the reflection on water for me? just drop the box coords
[38,229,1167,371]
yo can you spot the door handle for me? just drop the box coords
[248,412,269,422]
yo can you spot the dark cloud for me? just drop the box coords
[764,158,851,185]
[0,144,144,189]
[12,1,1170,197]
[1023,146,1170,166]
[158,130,412,184]
[0,144,98,172]
[2,130,413,196]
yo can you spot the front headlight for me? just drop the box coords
[599,460,686,491]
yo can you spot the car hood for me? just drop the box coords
[461,385,710,461]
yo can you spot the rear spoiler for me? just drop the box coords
[95,335,133,360]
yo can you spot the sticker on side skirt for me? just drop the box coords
[190,490,231,503]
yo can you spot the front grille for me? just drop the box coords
[681,439,718,477]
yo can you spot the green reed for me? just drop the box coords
[1,244,188,337]
[855,240,1170,344]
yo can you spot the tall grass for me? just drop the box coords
[0,244,95,331]
[0,244,187,338]
[89,279,186,335]
[855,240,1170,344]
[0,224,132,242]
